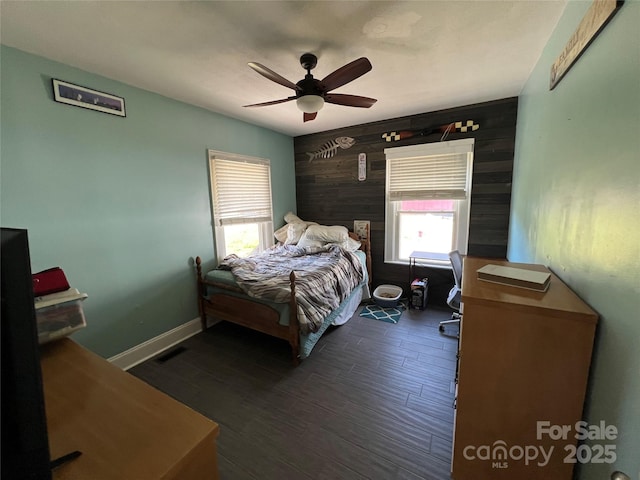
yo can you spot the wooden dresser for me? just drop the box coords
[40,339,220,480]
[451,257,598,480]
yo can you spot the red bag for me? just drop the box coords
[32,267,70,296]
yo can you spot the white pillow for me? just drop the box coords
[284,212,304,224]
[284,223,308,245]
[296,231,323,248]
[303,225,349,243]
[339,237,362,252]
[275,212,318,243]
[274,224,288,243]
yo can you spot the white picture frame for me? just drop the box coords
[52,79,126,117]
[353,220,370,240]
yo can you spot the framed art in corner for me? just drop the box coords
[52,79,126,117]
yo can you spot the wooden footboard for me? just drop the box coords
[195,257,301,365]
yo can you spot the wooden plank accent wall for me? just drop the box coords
[293,97,518,305]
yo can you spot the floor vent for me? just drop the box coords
[155,346,187,363]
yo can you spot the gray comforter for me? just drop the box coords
[219,244,364,334]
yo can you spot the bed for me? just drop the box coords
[195,222,371,364]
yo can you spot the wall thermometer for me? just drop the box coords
[358,153,367,181]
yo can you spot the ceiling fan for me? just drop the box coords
[243,53,377,122]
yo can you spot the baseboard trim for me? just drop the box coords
[108,317,203,371]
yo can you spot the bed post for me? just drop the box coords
[195,256,207,332]
[364,223,372,289]
[289,271,301,366]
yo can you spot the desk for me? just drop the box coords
[451,257,598,480]
[408,250,449,281]
[40,339,220,480]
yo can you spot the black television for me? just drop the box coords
[1,228,53,480]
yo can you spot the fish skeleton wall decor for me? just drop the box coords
[306,137,356,161]
[381,120,480,143]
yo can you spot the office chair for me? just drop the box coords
[439,250,463,334]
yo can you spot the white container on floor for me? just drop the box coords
[372,284,402,308]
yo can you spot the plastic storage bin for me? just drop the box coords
[372,284,403,308]
[35,289,88,344]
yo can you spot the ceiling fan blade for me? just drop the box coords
[325,93,377,108]
[243,96,296,108]
[321,57,372,92]
[248,62,301,91]
[303,112,318,122]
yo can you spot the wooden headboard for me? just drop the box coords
[349,223,371,288]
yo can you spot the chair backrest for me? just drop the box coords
[449,250,463,289]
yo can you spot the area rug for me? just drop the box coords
[359,303,404,324]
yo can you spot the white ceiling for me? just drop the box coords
[1,1,566,137]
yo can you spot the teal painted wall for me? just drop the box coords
[509,1,639,478]
[1,46,296,358]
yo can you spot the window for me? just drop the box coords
[208,150,273,263]
[384,138,474,267]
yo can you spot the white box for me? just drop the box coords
[476,264,551,292]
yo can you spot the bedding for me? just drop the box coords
[195,217,372,364]
[204,257,369,360]
[218,244,364,334]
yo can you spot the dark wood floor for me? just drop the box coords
[129,304,459,480]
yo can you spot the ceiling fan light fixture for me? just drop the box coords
[246,54,375,122]
[296,95,324,113]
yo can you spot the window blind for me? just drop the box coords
[384,139,474,201]
[209,153,272,227]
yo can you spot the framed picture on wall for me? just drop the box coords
[52,79,126,117]
[353,220,370,240]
